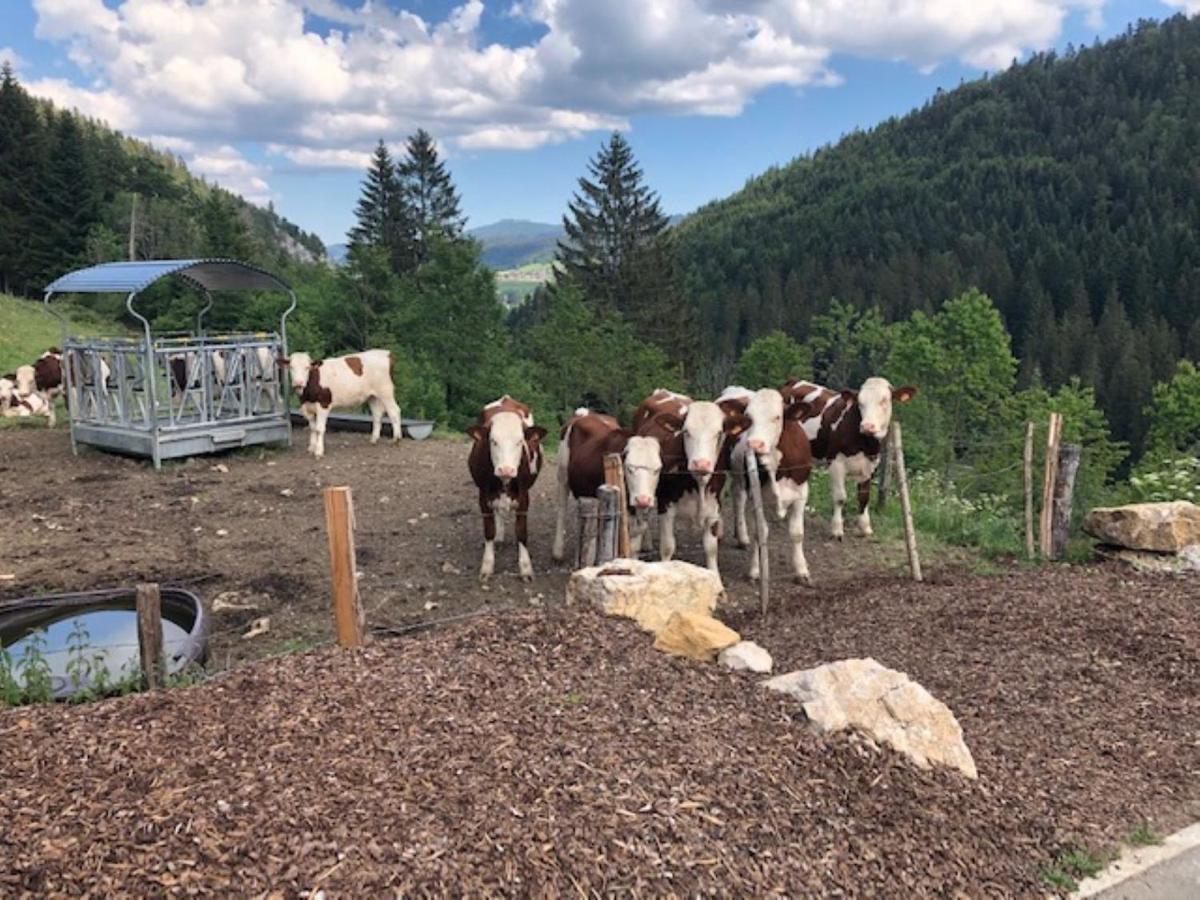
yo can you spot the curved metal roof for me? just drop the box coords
[44,259,292,295]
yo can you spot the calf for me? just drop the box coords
[1,374,51,420]
[467,395,547,581]
[280,350,402,458]
[727,389,815,582]
[780,377,916,539]
[14,349,75,427]
[633,389,749,575]
[552,409,663,562]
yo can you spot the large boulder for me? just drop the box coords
[1096,544,1200,575]
[1082,501,1200,553]
[653,611,740,662]
[764,658,978,779]
[568,559,722,633]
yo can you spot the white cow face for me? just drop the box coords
[285,352,313,392]
[623,436,662,510]
[856,377,917,439]
[682,401,749,483]
[477,411,548,484]
[743,388,785,457]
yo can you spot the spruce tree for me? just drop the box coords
[0,62,50,294]
[556,132,690,365]
[348,140,412,274]
[397,129,464,262]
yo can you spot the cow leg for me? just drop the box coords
[302,406,317,454]
[733,470,751,548]
[629,510,648,557]
[479,493,496,581]
[829,457,848,540]
[748,505,764,581]
[856,478,874,536]
[43,393,56,428]
[494,498,506,544]
[367,397,384,444]
[516,490,533,581]
[312,406,330,458]
[383,395,402,444]
[702,496,721,574]
[659,505,677,561]
[789,481,812,583]
[552,442,571,562]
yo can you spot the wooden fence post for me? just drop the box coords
[136,582,163,690]
[891,422,923,583]
[597,485,620,565]
[579,501,599,568]
[745,452,771,616]
[1049,443,1081,561]
[1039,412,1063,559]
[603,453,631,558]
[323,486,365,648]
[1023,421,1036,560]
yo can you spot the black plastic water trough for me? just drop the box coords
[0,587,208,699]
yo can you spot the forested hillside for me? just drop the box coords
[675,14,1200,453]
[0,64,325,301]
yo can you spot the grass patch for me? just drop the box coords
[1126,823,1164,847]
[1040,847,1109,891]
[0,293,122,372]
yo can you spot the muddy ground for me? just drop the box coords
[0,424,922,667]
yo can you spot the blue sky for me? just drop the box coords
[3,1,1193,246]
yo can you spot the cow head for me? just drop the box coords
[280,352,313,393]
[853,377,918,439]
[605,429,663,511]
[740,388,787,457]
[468,412,547,485]
[0,376,14,404]
[681,400,750,483]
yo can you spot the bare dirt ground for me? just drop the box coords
[0,425,921,666]
[3,426,1199,895]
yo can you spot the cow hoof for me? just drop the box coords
[833,533,844,542]
[479,572,492,583]
[793,574,811,585]
[520,573,534,583]
[735,538,749,550]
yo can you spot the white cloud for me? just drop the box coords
[187,145,273,205]
[1162,0,1200,13]
[0,47,25,70]
[25,0,1114,203]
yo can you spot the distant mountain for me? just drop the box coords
[326,243,349,265]
[468,219,563,269]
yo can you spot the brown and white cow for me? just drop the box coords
[633,388,749,575]
[279,349,402,458]
[467,395,548,581]
[552,409,664,561]
[0,374,51,420]
[725,388,815,582]
[13,349,75,427]
[780,377,916,539]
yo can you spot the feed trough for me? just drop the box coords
[289,409,435,440]
[43,259,296,469]
[0,587,208,699]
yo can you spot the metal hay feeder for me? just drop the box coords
[43,259,297,469]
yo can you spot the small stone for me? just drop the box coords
[280,488,294,498]
[653,611,740,662]
[719,640,773,673]
[440,561,461,575]
[241,617,270,640]
[407,518,419,526]
[216,799,232,814]
[215,528,229,537]
[211,464,229,473]
[423,600,439,611]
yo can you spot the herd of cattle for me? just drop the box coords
[5,343,915,585]
[463,376,916,584]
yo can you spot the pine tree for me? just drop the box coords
[557,132,669,313]
[556,132,689,365]
[0,62,50,294]
[397,128,463,264]
[348,140,412,274]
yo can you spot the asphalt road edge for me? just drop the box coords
[1075,822,1200,898]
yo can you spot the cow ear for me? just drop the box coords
[893,385,917,403]
[717,397,748,416]
[466,425,485,442]
[275,355,290,367]
[603,428,634,453]
[724,412,752,437]
[656,412,685,433]
[840,389,859,404]
[525,425,549,444]
[785,401,809,421]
